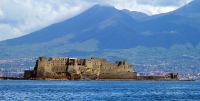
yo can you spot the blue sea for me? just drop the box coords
[0,80,200,101]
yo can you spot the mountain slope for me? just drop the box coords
[135,0,200,48]
[122,9,149,21]
[1,1,200,59]
[173,0,200,15]
[0,5,139,59]
[3,5,138,49]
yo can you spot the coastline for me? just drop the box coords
[0,77,195,81]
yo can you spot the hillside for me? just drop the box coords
[2,5,140,49]
[122,9,149,21]
[1,1,200,51]
[0,1,200,74]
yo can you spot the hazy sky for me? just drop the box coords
[0,0,193,41]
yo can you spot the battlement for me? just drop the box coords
[48,57,69,61]
[39,57,47,61]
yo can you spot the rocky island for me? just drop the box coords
[23,56,178,80]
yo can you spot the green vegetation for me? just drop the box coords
[100,43,200,73]
[1,42,200,75]
[1,1,200,76]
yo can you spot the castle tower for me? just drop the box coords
[39,57,47,61]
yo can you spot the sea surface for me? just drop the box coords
[0,80,200,101]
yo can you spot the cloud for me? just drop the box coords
[0,24,22,41]
[0,9,4,18]
[0,0,93,41]
[84,0,193,15]
[0,0,193,42]
[135,0,192,7]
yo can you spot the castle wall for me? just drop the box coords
[35,59,47,78]
[99,72,134,79]
[136,76,166,80]
[136,73,179,80]
[48,60,67,73]
[29,56,135,80]
[34,57,69,79]
[79,58,101,80]
[98,60,134,79]
[100,61,132,72]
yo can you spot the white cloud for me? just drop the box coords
[135,0,193,7]
[0,9,4,18]
[0,0,93,41]
[0,24,22,41]
[0,0,193,42]
[84,0,193,15]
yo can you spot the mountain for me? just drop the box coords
[1,0,200,59]
[122,9,149,21]
[173,0,200,15]
[171,0,200,31]
[3,5,137,49]
[135,0,200,47]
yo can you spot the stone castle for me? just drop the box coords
[24,56,178,80]
[24,57,135,80]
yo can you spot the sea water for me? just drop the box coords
[0,80,200,101]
